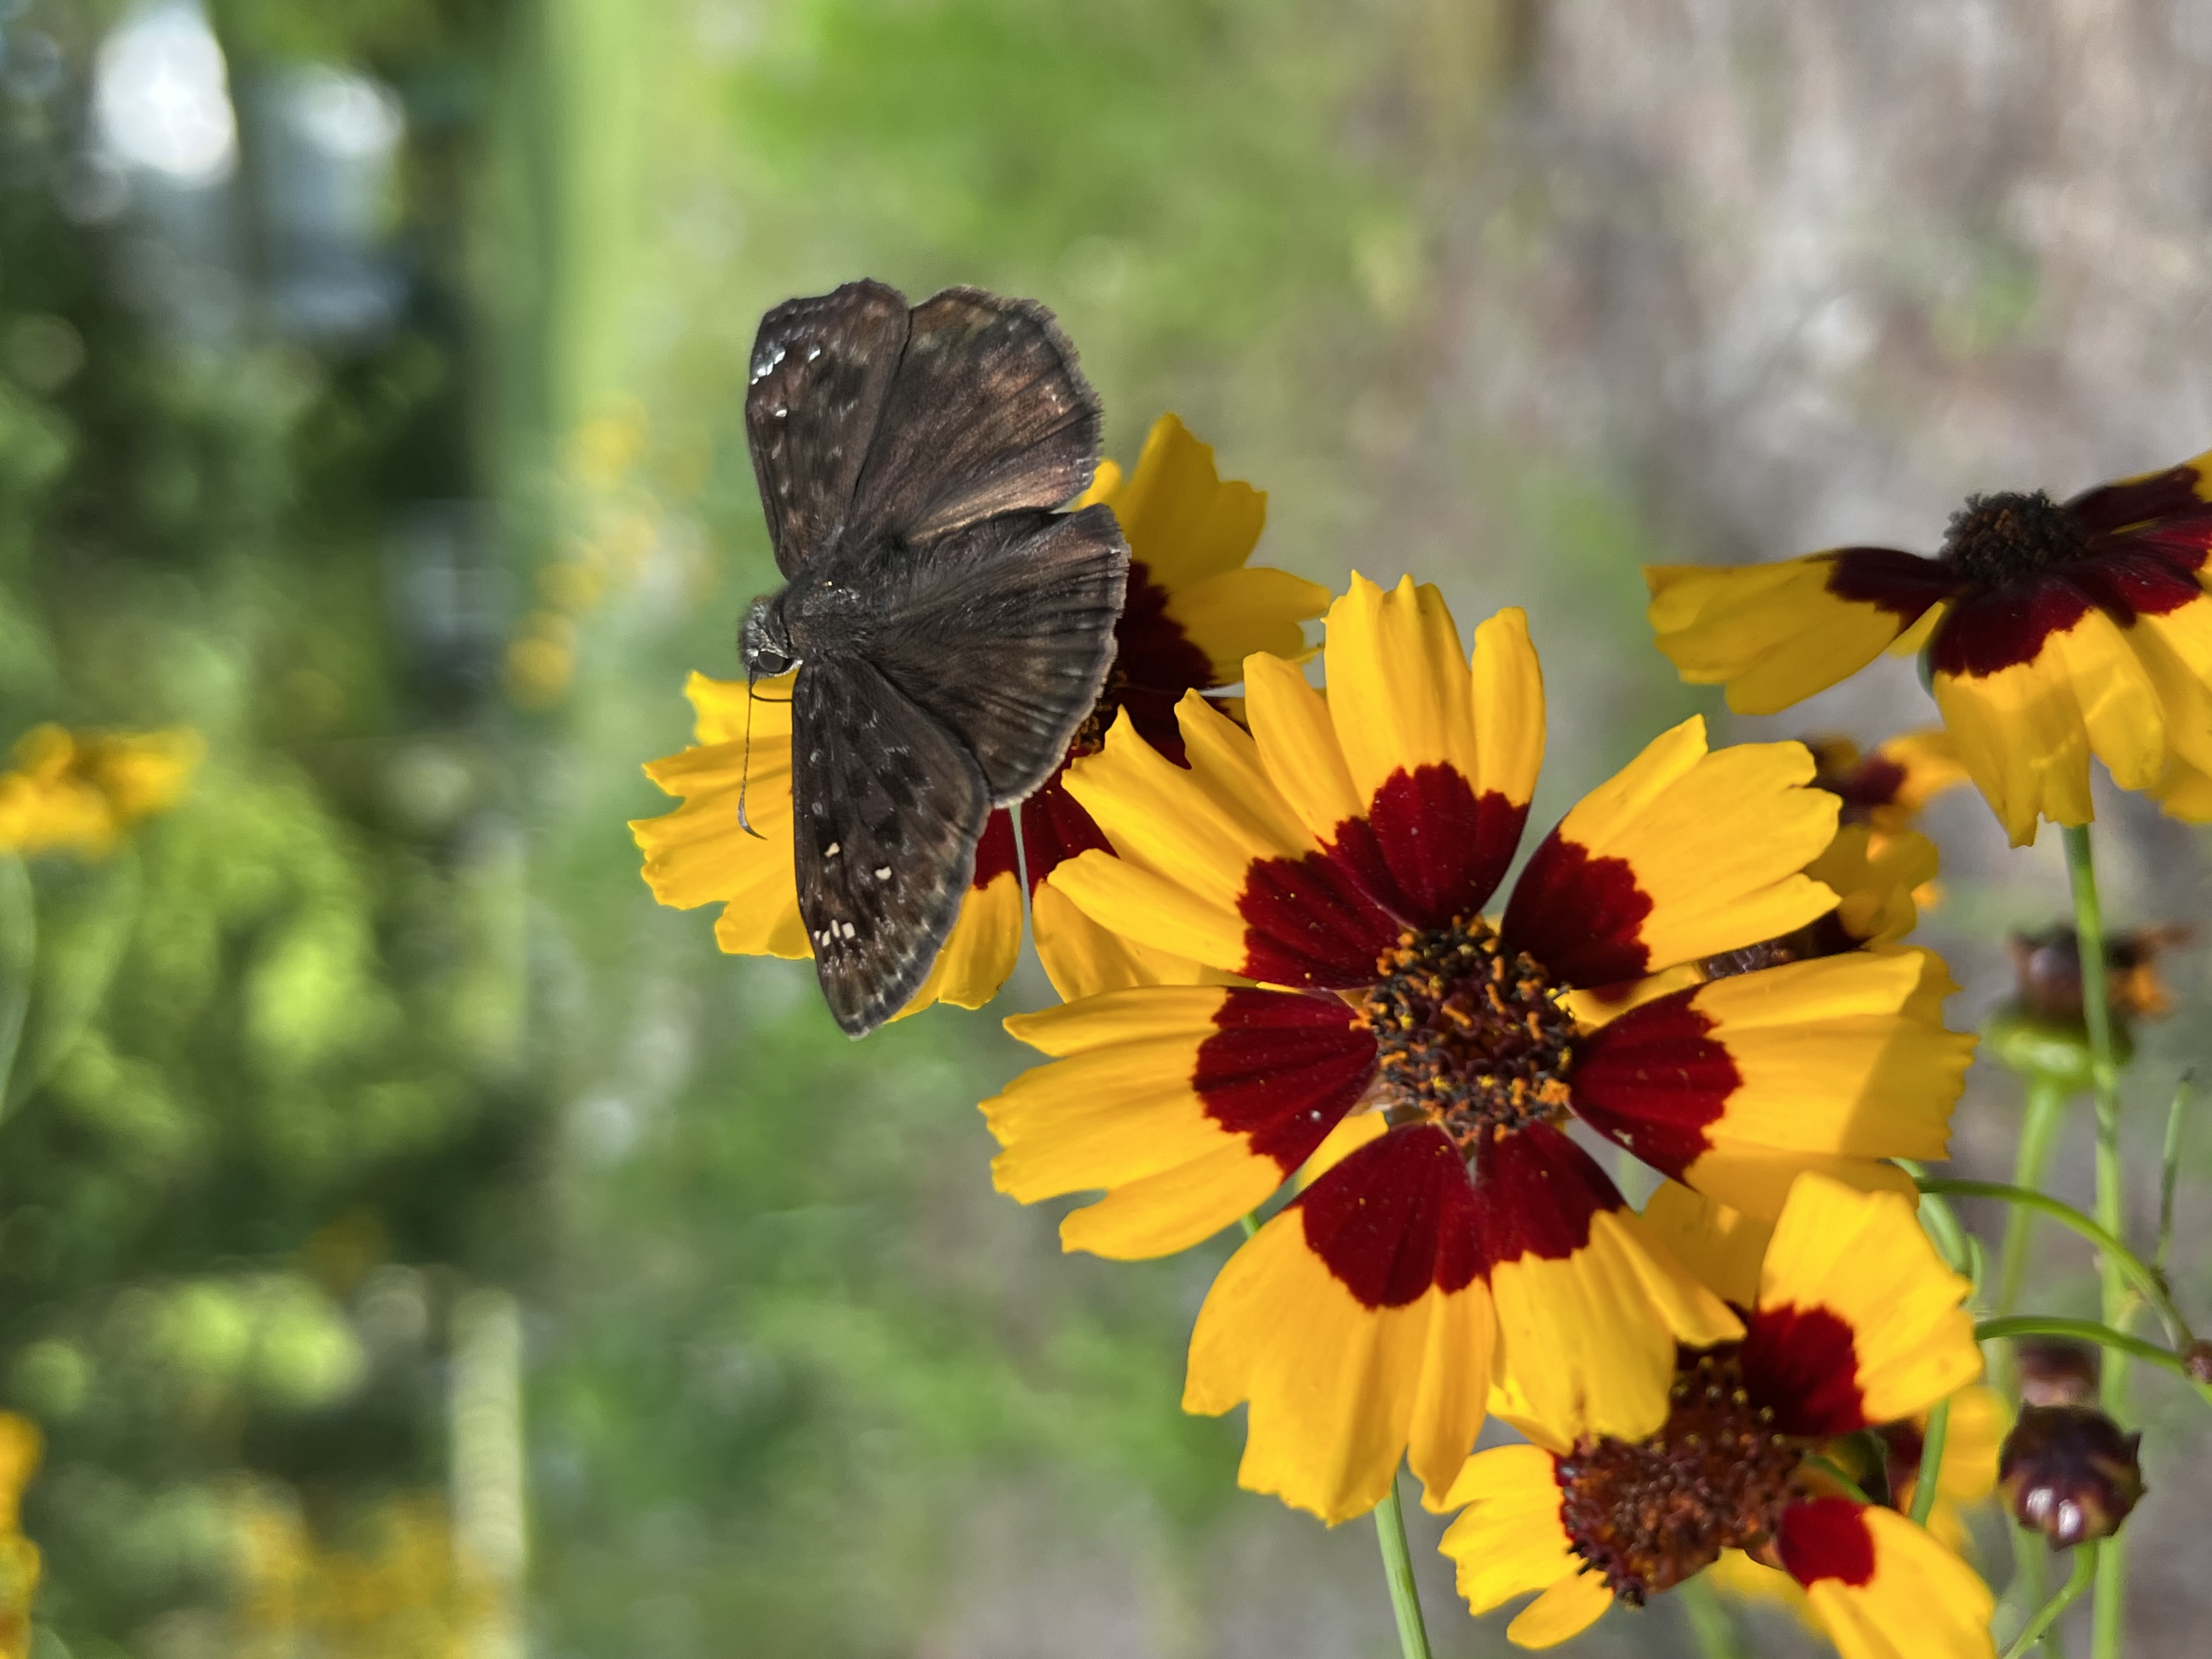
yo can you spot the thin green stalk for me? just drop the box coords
[1676,1575,1746,1659]
[2006,1533,2055,1659]
[2157,1074,2192,1275]
[1799,1455,1874,1506]
[1920,1178,2192,1346]
[1239,1212,1259,1238]
[1372,1478,1433,1659]
[2060,823,2128,1659]
[2002,1543,2098,1659]
[1910,1396,1950,1527]
[1904,1162,1972,1269]
[0,854,31,1104]
[1973,1316,2212,1403]
[1999,1075,2074,1317]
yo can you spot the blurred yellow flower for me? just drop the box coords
[0,1414,43,1659]
[0,725,202,857]
[233,1489,498,1659]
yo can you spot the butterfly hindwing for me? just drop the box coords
[790,654,992,1036]
[746,280,910,578]
[845,287,1103,547]
[865,504,1130,805]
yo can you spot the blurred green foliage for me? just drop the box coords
[0,0,1444,1655]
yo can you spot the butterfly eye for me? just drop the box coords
[740,598,794,678]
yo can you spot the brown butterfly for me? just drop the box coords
[738,281,1129,1035]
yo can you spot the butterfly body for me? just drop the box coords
[739,280,1129,1036]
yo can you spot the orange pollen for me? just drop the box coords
[1064,664,1130,760]
[1555,1350,1802,1605]
[1355,914,1575,1148]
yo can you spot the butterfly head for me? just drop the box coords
[740,591,799,679]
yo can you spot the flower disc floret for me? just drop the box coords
[1939,490,2091,586]
[1359,916,1575,1144]
[1556,1349,1798,1605]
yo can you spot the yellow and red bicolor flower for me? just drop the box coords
[1641,730,1962,987]
[1806,730,1968,842]
[0,725,202,858]
[1440,1174,1994,1659]
[1647,454,2212,845]
[630,414,1328,1019]
[984,574,1974,1520]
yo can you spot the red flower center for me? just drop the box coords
[1555,1350,1802,1605]
[1357,916,1576,1148]
[1939,489,2090,587]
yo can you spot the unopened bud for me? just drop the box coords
[2007,926,2185,1027]
[2000,1405,2145,1548]
[2015,1336,2100,1408]
[2185,1341,2212,1386]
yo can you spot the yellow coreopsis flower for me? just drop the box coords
[983,574,1974,1522]
[1646,452,2212,845]
[1442,1175,1994,1659]
[0,725,202,857]
[631,413,1329,1018]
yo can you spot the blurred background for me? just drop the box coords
[2,1,2211,1655]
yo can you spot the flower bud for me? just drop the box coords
[2185,1341,2212,1386]
[2006,926,2184,1027]
[2014,1336,2100,1408]
[1999,1404,2145,1548]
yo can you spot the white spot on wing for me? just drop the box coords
[839,921,856,940]
[825,843,840,859]
[874,867,892,881]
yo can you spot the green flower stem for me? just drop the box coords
[2060,823,2129,1659]
[1997,1075,2074,1318]
[1676,1575,1747,1659]
[0,854,31,1105]
[1799,1454,1874,1505]
[1918,1178,2192,1347]
[1973,1316,2212,1403]
[1910,1395,1950,1527]
[2002,1542,2098,1659]
[1239,1212,1259,1238]
[2157,1074,2192,1276]
[1904,1163,1972,1269]
[1372,1479,1434,1659]
[2007,1534,2055,1659]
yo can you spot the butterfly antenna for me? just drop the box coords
[737,670,768,839]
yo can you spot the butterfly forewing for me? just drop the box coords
[866,504,1130,804]
[746,280,910,578]
[790,656,992,1036]
[844,288,1104,548]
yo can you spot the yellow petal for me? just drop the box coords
[1510,718,1838,983]
[1184,1204,1496,1524]
[1031,876,1209,1000]
[1505,1571,1614,1649]
[1637,1181,1771,1308]
[1171,566,1332,680]
[1932,606,2162,847]
[1090,413,1267,591]
[1757,1174,1982,1429]
[1436,1443,1576,1613]
[1323,573,1483,808]
[1793,1504,1997,1659]
[1646,557,1932,715]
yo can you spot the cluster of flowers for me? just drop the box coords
[639,417,2212,1656]
[0,724,200,859]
